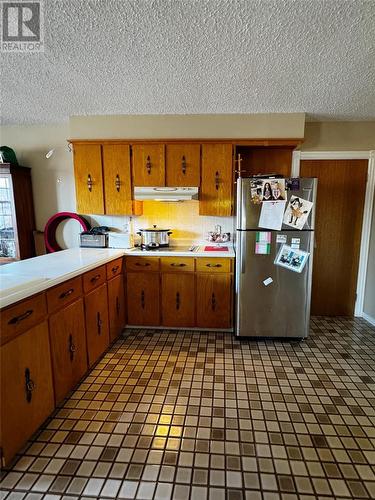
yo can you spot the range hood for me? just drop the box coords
[134,187,199,201]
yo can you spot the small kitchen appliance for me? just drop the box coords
[137,225,173,250]
[80,226,109,248]
[108,231,133,249]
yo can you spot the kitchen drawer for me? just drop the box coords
[161,257,195,273]
[196,257,232,273]
[47,276,83,313]
[106,257,123,280]
[1,293,47,345]
[126,256,160,272]
[83,265,107,293]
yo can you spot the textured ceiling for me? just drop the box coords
[1,0,375,125]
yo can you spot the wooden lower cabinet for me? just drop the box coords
[107,274,126,341]
[196,273,232,328]
[85,283,110,367]
[126,272,160,326]
[162,273,195,327]
[49,299,88,405]
[0,321,54,465]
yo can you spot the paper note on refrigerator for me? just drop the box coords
[258,201,286,230]
[255,232,271,254]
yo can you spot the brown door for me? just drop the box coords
[85,283,110,366]
[73,144,104,214]
[107,274,126,341]
[103,144,139,215]
[200,144,233,216]
[162,273,195,327]
[127,272,160,326]
[166,144,201,186]
[300,159,368,316]
[132,144,165,186]
[196,274,232,328]
[49,298,88,404]
[0,321,54,465]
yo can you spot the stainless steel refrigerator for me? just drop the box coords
[235,177,317,338]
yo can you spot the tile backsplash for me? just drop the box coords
[89,201,234,243]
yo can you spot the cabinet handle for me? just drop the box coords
[176,292,180,311]
[116,296,120,316]
[8,309,33,325]
[141,290,145,309]
[111,265,119,274]
[25,368,35,403]
[69,334,76,362]
[146,156,152,175]
[211,293,216,311]
[59,288,74,300]
[206,263,222,268]
[115,174,121,192]
[171,263,186,267]
[87,174,93,192]
[135,262,150,267]
[90,274,101,283]
[97,312,102,335]
[181,155,186,175]
[215,171,220,191]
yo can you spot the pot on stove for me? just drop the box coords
[137,225,173,250]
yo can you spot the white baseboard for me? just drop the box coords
[361,312,375,327]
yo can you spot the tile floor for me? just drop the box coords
[1,317,375,500]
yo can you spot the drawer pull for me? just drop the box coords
[8,309,33,325]
[171,263,186,267]
[135,262,151,267]
[69,334,76,361]
[111,265,120,274]
[211,293,216,311]
[90,274,101,283]
[141,290,145,309]
[206,263,222,268]
[59,288,74,299]
[115,174,121,192]
[116,297,120,315]
[146,155,152,175]
[181,155,187,175]
[215,171,220,191]
[25,368,35,403]
[176,292,180,311]
[97,312,102,335]
[87,174,93,192]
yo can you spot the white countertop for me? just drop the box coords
[0,244,234,308]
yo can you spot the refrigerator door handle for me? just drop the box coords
[241,232,246,274]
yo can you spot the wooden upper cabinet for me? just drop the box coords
[103,144,133,215]
[132,144,165,186]
[200,144,233,216]
[166,144,200,186]
[73,144,104,214]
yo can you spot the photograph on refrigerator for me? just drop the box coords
[250,178,286,203]
[283,195,313,229]
[274,244,310,273]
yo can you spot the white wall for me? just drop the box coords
[364,193,375,320]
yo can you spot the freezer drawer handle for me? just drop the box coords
[181,155,187,175]
[171,263,186,267]
[59,288,74,300]
[8,309,33,325]
[25,368,35,403]
[206,263,222,268]
[115,174,121,192]
[146,156,152,175]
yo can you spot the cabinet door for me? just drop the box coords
[49,299,88,405]
[132,144,165,186]
[166,144,200,187]
[0,321,54,465]
[162,273,195,327]
[127,272,160,326]
[85,283,109,367]
[200,144,233,216]
[196,274,232,328]
[108,274,126,341]
[73,144,104,214]
[103,144,142,215]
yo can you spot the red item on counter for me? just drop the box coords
[204,246,229,252]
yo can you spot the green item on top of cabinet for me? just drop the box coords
[0,146,18,165]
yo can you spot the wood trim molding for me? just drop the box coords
[362,312,375,327]
[68,138,302,147]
